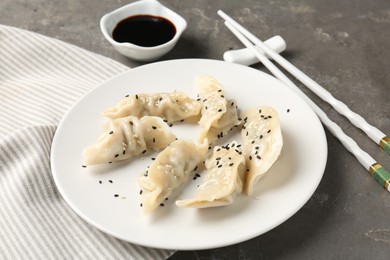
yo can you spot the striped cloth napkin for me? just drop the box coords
[0,24,174,259]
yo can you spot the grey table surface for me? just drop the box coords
[2,0,390,259]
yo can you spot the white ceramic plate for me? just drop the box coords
[51,59,327,250]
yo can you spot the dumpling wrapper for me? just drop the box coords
[137,139,208,214]
[241,106,283,195]
[196,76,241,143]
[176,141,246,208]
[82,116,176,165]
[102,92,202,123]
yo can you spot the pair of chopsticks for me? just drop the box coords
[217,10,390,192]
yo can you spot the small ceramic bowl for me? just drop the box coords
[100,0,187,61]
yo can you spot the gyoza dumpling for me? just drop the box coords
[102,92,202,123]
[176,141,246,208]
[196,76,241,143]
[137,139,208,214]
[241,106,283,195]
[82,116,176,166]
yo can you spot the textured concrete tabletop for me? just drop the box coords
[2,0,390,259]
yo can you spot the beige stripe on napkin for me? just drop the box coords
[0,24,174,260]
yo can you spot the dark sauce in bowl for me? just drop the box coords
[112,15,176,47]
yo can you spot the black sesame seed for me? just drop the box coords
[114,154,119,157]
[163,119,168,123]
[123,150,126,155]
[235,149,240,153]
[258,109,262,113]
[231,102,235,107]
[151,157,156,160]
[216,157,221,160]
[125,94,129,97]
[268,116,272,118]
[140,190,143,195]
[142,150,147,154]
[152,126,157,130]
[255,146,259,150]
[195,173,200,177]
[99,180,102,184]
[251,140,255,144]
[169,124,173,127]
[267,129,271,133]
[249,156,252,160]
[218,164,223,168]
[114,194,119,197]
[165,198,168,201]
[109,161,112,164]
[130,121,133,125]
[287,109,290,113]
[218,89,222,92]
[259,135,263,139]
[194,166,198,171]
[257,155,261,160]
[220,95,225,98]
[160,203,165,207]
[153,138,156,143]
[159,97,163,101]
[109,131,114,134]
[229,163,234,167]
[140,203,143,207]
[246,131,249,136]
[203,99,207,102]
[135,94,139,99]
[109,180,113,183]
[246,168,249,172]
[218,109,222,112]
[193,176,197,180]
[217,148,221,152]
[82,165,87,168]
[237,144,242,148]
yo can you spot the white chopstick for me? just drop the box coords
[218,10,390,156]
[218,10,390,191]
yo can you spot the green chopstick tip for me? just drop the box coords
[380,136,390,156]
[371,165,390,189]
[383,142,390,156]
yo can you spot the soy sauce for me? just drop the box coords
[112,15,176,47]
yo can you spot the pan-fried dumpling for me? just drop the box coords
[102,92,202,123]
[241,106,283,195]
[82,116,176,166]
[176,141,246,208]
[196,76,241,143]
[137,139,208,214]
